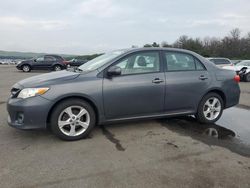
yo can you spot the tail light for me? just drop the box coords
[234,75,240,83]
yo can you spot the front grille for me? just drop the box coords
[11,87,21,98]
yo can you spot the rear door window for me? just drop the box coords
[164,52,205,71]
[45,56,56,61]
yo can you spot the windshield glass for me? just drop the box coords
[78,50,126,72]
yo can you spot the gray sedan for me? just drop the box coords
[7,48,240,140]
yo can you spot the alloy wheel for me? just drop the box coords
[23,65,30,72]
[58,105,90,136]
[203,97,222,121]
[54,66,62,71]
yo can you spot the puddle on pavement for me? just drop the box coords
[160,107,250,157]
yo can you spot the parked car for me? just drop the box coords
[68,58,88,67]
[16,55,69,72]
[207,58,233,68]
[232,60,242,65]
[7,48,240,140]
[223,60,250,82]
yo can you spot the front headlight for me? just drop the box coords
[17,88,49,99]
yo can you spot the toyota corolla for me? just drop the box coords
[7,48,240,140]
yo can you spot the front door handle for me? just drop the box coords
[152,78,164,84]
[199,75,208,80]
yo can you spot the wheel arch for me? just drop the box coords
[52,64,63,68]
[202,88,226,108]
[46,95,100,128]
[21,63,31,69]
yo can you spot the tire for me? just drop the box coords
[50,99,96,141]
[53,65,62,71]
[22,64,31,72]
[196,92,224,123]
[244,73,250,82]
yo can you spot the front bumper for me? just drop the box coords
[7,96,52,130]
[16,65,22,70]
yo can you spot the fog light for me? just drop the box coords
[16,112,24,124]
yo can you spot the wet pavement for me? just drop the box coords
[160,107,250,157]
[1,66,250,187]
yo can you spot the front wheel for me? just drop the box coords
[196,93,224,123]
[22,65,31,72]
[50,99,96,141]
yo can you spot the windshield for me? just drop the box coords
[237,61,250,66]
[78,50,126,72]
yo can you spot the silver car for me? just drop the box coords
[7,48,240,140]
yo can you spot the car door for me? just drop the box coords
[103,51,165,119]
[33,56,46,69]
[163,51,211,112]
[44,56,56,69]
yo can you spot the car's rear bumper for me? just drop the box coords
[7,96,52,130]
[224,84,241,109]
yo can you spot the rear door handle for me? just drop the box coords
[152,78,164,84]
[199,75,208,80]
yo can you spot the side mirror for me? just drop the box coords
[107,66,121,77]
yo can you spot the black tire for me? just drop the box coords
[50,99,96,141]
[22,64,31,72]
[196,92,224,124]
[53,65,62,71]
[244,73,250,82]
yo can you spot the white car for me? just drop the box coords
[223,60,250,82]
[207,58,233,68]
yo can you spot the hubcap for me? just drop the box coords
[203,97,221,121]
[58,105,90,136]
[23,66,29,72]
[55,66,61,71]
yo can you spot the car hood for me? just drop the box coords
[18,59,33,64]
[17,70,80,88]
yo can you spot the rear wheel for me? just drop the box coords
[22,65,31,72]
[244,73,250,82]
[53,65,62,71]
[196,92,223,123]
[50,99,96,141]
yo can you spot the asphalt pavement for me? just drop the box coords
[0,66,250,188]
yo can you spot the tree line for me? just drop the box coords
[144,28,250,59]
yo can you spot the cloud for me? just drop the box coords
[0,16,27,26]
[0,16,68,30]
[77,0,121,18]
[0,0,250,54]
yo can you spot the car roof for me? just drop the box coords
[123,47,199,54]
[207,57,230,60]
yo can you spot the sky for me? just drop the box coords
[0,0,250,55]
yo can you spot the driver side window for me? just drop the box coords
[36,57,44,62]
[115,52,160,75]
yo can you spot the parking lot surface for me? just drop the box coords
[0,66,250,188]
